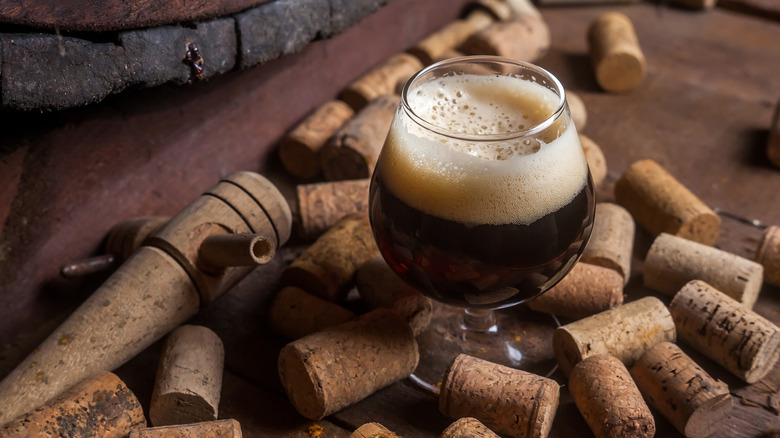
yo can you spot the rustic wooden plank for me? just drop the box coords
[0,0,271,32]
[719,0,780,21]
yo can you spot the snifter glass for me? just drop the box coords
[369,56,595,390]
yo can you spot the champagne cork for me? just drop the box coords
[502,0,543,19]
[669,280,780,383]
[470,0,514,21]
[150,325,225,426]
[644,232,764,309]
[0,371,145,437]
[278,309,419,420]
[320,95,399,181]
[439,354,559,438]
[526,262,623,320]
[581,202,635,284]
[340,53,423,111]
[459,16,550,63]
[667,0,717,9]
[756,225,780,287]
[295,178,370,240]
[355,256,433,336]
[268,286,356,340]
[631,342,733,438]
[579,134,607,187]
[440,417,499,438]
[105,216,169,260]
[128,419,242,438]
[769,99,780,168]
[567,90,587,131]
[408,10,495,65]
[282,213,380,302]
[351,422,403,438]
[553,296,676,376]
[588,12,646,93]
[569,354,655,438]
[279,100,355,179]
[614,159,721,245]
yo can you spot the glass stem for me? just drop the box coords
[461,308,497,333]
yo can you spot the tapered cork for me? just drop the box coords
[105,216,169,260]
[581,202,635,284]
[631,342,733,438]
[579,134,607,187]
[356,256,433,336]
[469,0,514,21]
[439,354,559,438]
[459,16,550,63]
[527,262,623,320]
[340,53,423,112]
[588,12,646,92]
[278,309,418,419]
[670,280,780,383]
[321,95,400,182]
[350,422,403,438]
[614,159,721,245]
[553,296,676,376]
[440,417,500,438]
[567,91,587,131]
[295,178,370,240]
[268,286,356,340]
[128,419,242,438]
[502,0,543,19]
[569,355,654,438]
[150,325,225,427]
[282,213,380,302]
[769,99,780,168]
[0,371,145,437]
[756,225,780,287]
[644,233,764,309]
[408,10,495,65]
[279,100,355,179]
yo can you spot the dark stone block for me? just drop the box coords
[120,18,237,87]
[326,0,390,36]
[0,33,125,111]
[235,0,330,69]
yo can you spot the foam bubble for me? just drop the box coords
[380,74,588,225]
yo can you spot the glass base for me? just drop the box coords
[410,300,561,395]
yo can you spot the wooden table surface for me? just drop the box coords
[1,1,779,437]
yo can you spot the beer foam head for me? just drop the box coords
[380,73,589,225]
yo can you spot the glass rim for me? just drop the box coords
[400,55,567,142]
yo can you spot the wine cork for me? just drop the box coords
[408,10,495,65]
[0,371,145,437]
[502,0,543,19]
[768,99,780,168]
[588,12,646,93]
[756,225,780,287]
[295,178,370,240]
[105,216,169,260]
[150,325,225,427]
[268,286,356,340]
[355,256,433,336]
[666,0,717,9]
[669,280,780,383]
[553,296,676,376]
[278,308,418,420]
[631,342,733,438]
[351,422,403,438]
[279,100,355,179]
[567,90,587,131]
[320,95,399,181]
[579,134,607,187]
[340,53,423,112]
[282,213,380,302]
[527,262,623,319]
[469,0,514,21]
[569,354,655,438]
[440,417,499,438]
[614,159,721,245]
[459,16,550,63]
[128,419,242,438]
[439,354,559,438]
[581,202,634,284]
[644,232,764,309]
